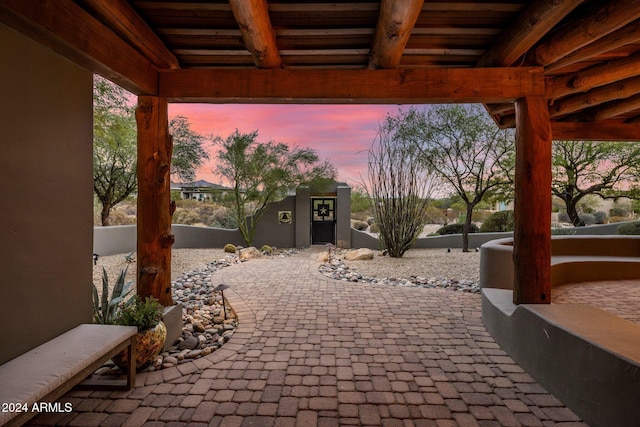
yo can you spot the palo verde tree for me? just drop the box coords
[93,76,211,225]
[367,112,438,257]
[552,140,640,226]
[169,115,211,183]
[412,105,515,252]
[215,129,336,246]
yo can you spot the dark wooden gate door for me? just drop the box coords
[311,198,336,244]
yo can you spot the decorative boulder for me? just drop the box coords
[239,247,262,260]
[344,248,374,261]
[316,251,330,263]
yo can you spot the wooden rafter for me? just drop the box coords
[528,0,640,66]
[0,0,157,94]
[368,0,424,70]
[546,19,640,72]
[158,67,545,103]
[229,0,282,68]
[79,0,179,69]
[577,94,640,122]
[549,76,640,119]
[477,0,583,67]
[547,51,640,99]
[486,103,514,115]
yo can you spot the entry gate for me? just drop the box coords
[311,197,336,245]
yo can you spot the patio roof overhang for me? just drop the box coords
[2,0,639,306]
[2,0,640,139]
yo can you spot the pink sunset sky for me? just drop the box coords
[168,103,423,186]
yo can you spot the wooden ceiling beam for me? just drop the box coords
[0,0,157,94]
[547,51,640,99]
[229,0,282,68]
[477,0,583,67]
[528,0,640,67]
[545,19,640,72]
[79,0,179,69]
[368,0,424,69]
[549,76,640,119]
[159,67,545,103]
[551,121,640,141]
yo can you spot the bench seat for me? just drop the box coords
[0,324,137,427]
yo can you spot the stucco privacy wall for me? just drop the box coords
[0,25,94,364]
[96,222,630,257]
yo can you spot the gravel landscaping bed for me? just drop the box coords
[319,248,481,293]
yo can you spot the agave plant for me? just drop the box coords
[92,266,133,324]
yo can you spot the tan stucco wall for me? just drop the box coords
[0,25,94,364]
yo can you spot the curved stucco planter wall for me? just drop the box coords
[480,234,640,290]
[480,233,640,427]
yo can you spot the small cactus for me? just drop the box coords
[224,243,237,253]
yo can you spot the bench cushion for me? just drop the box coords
[0,324,136,424]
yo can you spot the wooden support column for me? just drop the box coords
[513,96,552,305]
[136,96,175,306]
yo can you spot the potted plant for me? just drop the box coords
[112,295,166,371]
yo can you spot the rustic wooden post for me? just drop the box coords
[136,96,175,306]
[513,96,552,304]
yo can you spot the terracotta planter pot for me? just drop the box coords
[113,321,166,371]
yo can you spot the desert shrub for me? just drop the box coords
[594,211,607,224]
[369,223,379,233]
[261,245,272,255]
[580,213,596,225]
[172,208,200,225]
[617,221,640,235]
[352,220,369,231]
[211,208,236,229]
[175,199,201,209]
[224,243,237,253]
[610,206,630,217]
[479,210,514,233]
[609,216,628,223]
[558,212,571,223]
[108,209,136,225]
[435,223,479,235]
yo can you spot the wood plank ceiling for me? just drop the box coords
[3,0,640,139]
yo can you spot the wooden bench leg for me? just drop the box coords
[77,335,137,391]
[126,334,137,389]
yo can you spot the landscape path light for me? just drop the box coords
[215,284,230,319]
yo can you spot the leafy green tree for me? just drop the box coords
[552,140,640,226]
[215,130,336,246]
[350,186,372,218]
[93,75,137,226]
[93,76,211,225]
[403,105,515,252]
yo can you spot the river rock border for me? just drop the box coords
[319,254,480,293]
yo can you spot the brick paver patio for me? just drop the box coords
[30,248,587,426]
[554,279,640,326]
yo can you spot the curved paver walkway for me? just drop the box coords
[31,249,587,426]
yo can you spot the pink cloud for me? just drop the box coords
[168,104,414,185]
